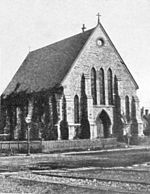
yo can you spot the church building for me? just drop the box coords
[1,16,143,141]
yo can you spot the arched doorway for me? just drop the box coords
[96,110,111,138]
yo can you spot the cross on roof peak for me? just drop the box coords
[81,24,86,33]
[96,12,101,24]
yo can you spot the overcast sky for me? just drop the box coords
[0,0,150,108]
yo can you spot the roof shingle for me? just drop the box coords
[3,28,94,97]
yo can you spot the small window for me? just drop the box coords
[96,38,104,47]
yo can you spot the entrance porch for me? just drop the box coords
[90,109,113,139]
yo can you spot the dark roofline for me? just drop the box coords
[61,27,97,84]
[2,27,94,98]
[98,23,139,90]
[29,28,94,54]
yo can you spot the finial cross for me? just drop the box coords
[96,12,101,24]
[82,24,86,32]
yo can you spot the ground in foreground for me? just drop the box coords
[1,147,150,193]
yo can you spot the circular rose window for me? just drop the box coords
[97,38,104,47]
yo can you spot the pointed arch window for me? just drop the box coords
[131,96,136,121]
[114,75,119,108]
[91,67,97,105]
[107,68,113,105]
[114,75,118,96]
[131,96,138,135]
[99,68,105,104]
[125,96,130,122]
[74,95,79,123]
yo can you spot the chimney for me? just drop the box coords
[145,109,149,116]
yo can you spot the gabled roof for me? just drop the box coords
[3,28,94,98]
[3,22,139,98]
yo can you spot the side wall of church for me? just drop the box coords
[61,25,142,139]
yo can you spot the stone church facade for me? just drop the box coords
[1,20,143,141]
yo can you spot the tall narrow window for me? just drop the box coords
[99,68,105,104]
[131,96,136,121]
[114,75,119,108]
[107,68,113,105]
[125,96,130,122]
[114,75,118,96]
[131,96,138,135]
[74,95,79,123]
[91,67,97,105]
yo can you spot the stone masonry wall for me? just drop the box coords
[61,24,142,139]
